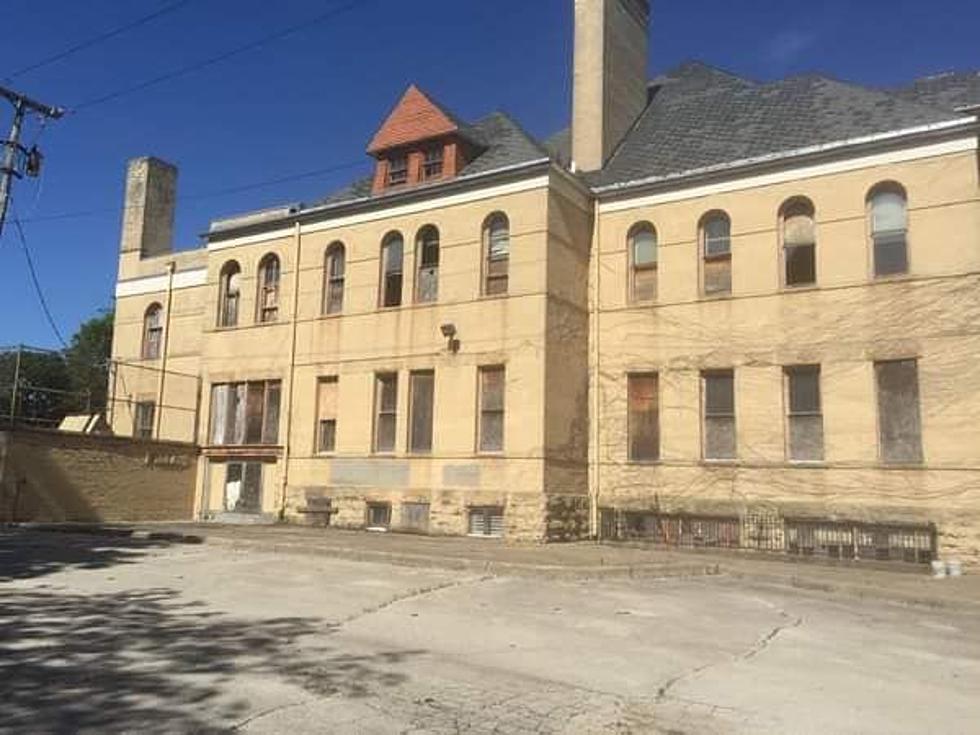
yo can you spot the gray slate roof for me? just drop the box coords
[588,61,973,189]
[893,71,980,112]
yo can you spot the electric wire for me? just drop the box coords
[70,0,373,112]
[9,205,68,348]
[3,0,193,82]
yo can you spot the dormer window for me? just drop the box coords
[387,155,408,187]
[422,147,444,180]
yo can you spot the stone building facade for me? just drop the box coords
[110,1,980,563]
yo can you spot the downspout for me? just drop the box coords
[154,260,176,439]
[589,200,602,539]
[278,222,303,520]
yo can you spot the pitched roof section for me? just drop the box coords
[367,85,462,154]
[893,70,980,112]
[579,61,972,189]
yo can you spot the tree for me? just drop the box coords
[64,310,114,412]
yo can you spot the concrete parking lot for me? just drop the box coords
[1,529,978,734]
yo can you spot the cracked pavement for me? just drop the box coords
[1,530,978,734]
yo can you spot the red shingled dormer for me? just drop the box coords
[368,85,482,194]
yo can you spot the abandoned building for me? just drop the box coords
[108,0,980,565]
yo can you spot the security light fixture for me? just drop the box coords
[440,323,460,354]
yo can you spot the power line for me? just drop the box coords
[10,208,68,348]
[71,0,373,112]
[17,158,369,224]
[3,0,193,82]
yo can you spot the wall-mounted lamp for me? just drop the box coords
[440,323,460,354]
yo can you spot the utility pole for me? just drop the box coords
[0,84,64,238]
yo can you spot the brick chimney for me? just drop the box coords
[572,0,650,172]
[120,157,177,259]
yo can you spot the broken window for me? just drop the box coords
[142,303,163,360]
[209,380,281,446]
[785,365,824,462]
[374,373,398,453]
[134,400,155,439]
[478,366,505,453]
[387,155,408,187]
[415,226,439,304]
[225,462,263,514]
[323,242,345,315]
[483,212,510,296]
[869,184,909,277]
[703,370,736,460]
[366,502,391,530]
[218,261,241,328]
[628,373,659,462]
[257,254,281,323]
[380,233,404,308]
[629,222,658,302]
[469,506,505,537]
[422,147,444,180]
[876,359,923,464]
[316,376,338,454]
[781,198,816,286]
[701,212,732,296]
[408,370,434,454]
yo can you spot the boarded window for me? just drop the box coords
[316,377,338,453]
[374,373,398,453]
[478,366,505,453]
[782,199,816,286]
[225,462,263,513]
[408,371,434,454]
[629,223,657,302]
[380,234,404,307]
[870,186,908,277]
[628,373,659,461]
[703,370,736,460]
[484,213,510,295]
[209,380,281,446]
[401,502,430,533]
[415,226,439,304]
[323,243,345,315]
[134,400,155,439]
[218,261,241,328]
[785,365,824,462]
[876,360,923,464]
[257,254,281,323]
[142,304,163,360]
[367,502,391,529]
[702,212,732,296]
[469,506,505,537]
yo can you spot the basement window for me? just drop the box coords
[401,502,430,533]
[468,506,504,537]
[366,502,391,531]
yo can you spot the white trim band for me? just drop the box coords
[115,267,208,298]
[598,136,978,214]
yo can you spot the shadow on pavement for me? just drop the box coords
[0,586,423,734]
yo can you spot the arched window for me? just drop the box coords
[257,254,281,323]
[380,232,404,307]
[629,222,658,302]
[483,213,509,296]
[868,183,909,277]
[780,198,816,286]
[142,303,163,360]
[323,242,346,315]
[218,261,241,328]
[415,225,440,303]
[701,211,732,296]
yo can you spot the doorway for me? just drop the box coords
[224,462,263,514]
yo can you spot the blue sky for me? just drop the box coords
[1,0,977,348]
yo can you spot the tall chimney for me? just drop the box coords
[572,0,649,172]
[120,157,176,259]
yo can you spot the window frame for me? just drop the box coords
[366,501,392,531]
[373,372,399,454]
[141,303,163,361]
[315,376,339,455]
[414,225,440,304]
[256,253,281,324]
[701,369,737,461]
[386,155,408,188]
[477,365,506,454]
[628,222,658,304]
[208,380,282,447]
[379,232,404,308]
[784,365,824,463]
[133,400,155,440]
[779,197,817,288]
[700,211,732,297]
[867,182,910,279]
[482,212,510,297]
[322,242,346,316]
[875,358,924,465]
[217,260,241,329]
[627,372,660,463]
[407,370,435,455]
[422,146,444,181]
